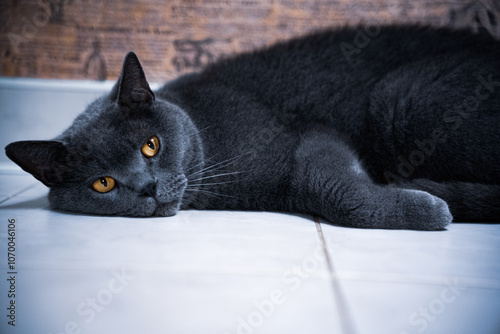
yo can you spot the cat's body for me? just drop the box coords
[6,25,500,230]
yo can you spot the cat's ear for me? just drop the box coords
[5,141,69,187]
[112,52,155,111]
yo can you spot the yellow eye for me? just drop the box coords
[92,176,115,193]
[142,136,160,157]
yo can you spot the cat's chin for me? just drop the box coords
[153,200,181,217]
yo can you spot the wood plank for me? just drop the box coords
[0,0,498,82]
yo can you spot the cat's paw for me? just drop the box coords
[399,189,452,230]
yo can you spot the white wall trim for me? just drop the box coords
[0,76,160,93]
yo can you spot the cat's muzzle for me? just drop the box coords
[152,174,187,216]
[153,199,182,217]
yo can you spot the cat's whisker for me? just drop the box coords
[193,124,215,136]
[188,155,245,178]
[189,171,244,183]
[188,181,237,187]
[184,151,225,174]
[185,188,237,199]
[189,156,242,176]
[181,193,202,207]
[184,151,227,174]
[184,126,222,173]
[185,160,207,174]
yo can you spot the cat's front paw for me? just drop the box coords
[399,189,452,230]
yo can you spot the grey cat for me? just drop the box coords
[5,25,500,230]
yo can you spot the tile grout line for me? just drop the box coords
[314,216,357,334]
[0,183,38,205]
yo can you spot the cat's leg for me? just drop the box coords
[290,131,452,230]
[394,179,500,222]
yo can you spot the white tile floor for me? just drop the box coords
[1,164,499,334]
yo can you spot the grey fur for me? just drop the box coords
[5,25,500,230]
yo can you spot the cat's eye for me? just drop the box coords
[142,136,160,158]
[92,176,115,193]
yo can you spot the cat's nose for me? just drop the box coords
[140,181,157,197]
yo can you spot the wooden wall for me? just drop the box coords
[1,0,499,82]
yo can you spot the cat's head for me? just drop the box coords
[5,52,203,216]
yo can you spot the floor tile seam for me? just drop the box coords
[331,271,500,290]
[0,183,38,205]
[314,217,358,334]
[9,261,335,277]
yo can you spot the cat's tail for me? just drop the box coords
[393,179,500,222]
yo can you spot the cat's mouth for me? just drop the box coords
[153,199,181,217]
